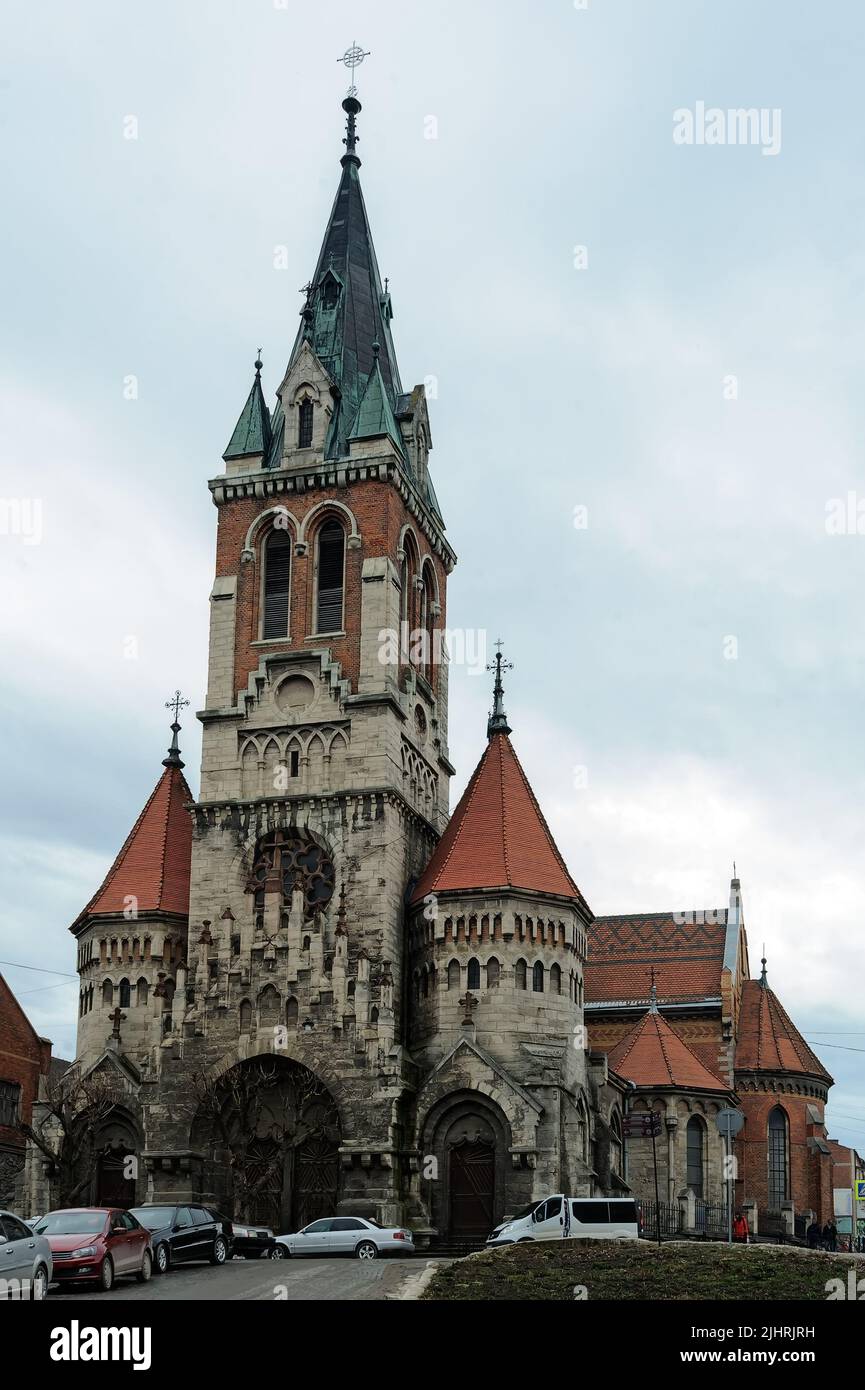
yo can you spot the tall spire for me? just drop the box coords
[163,690,190,769]
[286,48,402,460]
[486,642,513,738]
[759,947,768,989]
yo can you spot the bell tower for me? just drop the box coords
[183,73,456,1220]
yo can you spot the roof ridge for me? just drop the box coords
[72,772,168,928]
[652,1011,676,1086]
[496,736,511,883]
[503,737,580,899]
[422,745,490,898]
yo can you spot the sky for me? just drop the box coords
[1,0,864,1152]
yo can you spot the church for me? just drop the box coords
[23,87,836,1247]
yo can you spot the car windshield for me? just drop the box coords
[36,1211,106,1235]
[507,1203,540,1222]
[129,1207,174,1230]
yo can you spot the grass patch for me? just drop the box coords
[422,1240,864,1301]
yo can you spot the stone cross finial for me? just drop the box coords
[108,1006,126,1042]
[459,991,478,1025]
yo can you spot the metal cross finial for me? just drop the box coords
[163,691,190,770]
[337,41,370,98]
[166,690,190,723]
[648,966,659,1011]
[486,641,514,738]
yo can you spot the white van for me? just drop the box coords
[486,1195,640,1246]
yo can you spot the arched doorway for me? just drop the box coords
[191,1057,341,1232]
[421,1092,510,1242]
[93,1111,142,1207]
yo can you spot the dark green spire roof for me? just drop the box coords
[286,98,402,460]
[223,355,272,461]
[348,342,405,455]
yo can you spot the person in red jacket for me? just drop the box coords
[733,1212,750,1243]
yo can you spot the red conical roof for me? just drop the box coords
[70,764,193,930]
[410,731,586,907]
[607,1009,730,1092]
[736,980,832,1084]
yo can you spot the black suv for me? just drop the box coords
[128,1204,233,1275]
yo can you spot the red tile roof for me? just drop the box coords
[607,1009,730,1092]
[70,764,193,930]
[410,732,586,906]
[586,913,727,1005]
[736,980,832,1084]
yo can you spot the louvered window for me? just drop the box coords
[316,520,345,633]
[262,530,291,639]
[298,399,314,449]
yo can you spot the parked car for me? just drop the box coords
[33,1208,152,1291]
[0,1209,52,1298]
[486,1195,641,1246]
[128,1205,233,1274]
[275,1216,414,1260]
[223,1219,284,1260]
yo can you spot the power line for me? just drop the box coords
[806,1041,865,1053]
[0,958,77,978]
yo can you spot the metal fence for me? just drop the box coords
[694,1199,728,1237]
[638,1200,680,1239]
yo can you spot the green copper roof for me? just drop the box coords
[286,117,402,461]
[348,345,405,455]
[224,360,272,461]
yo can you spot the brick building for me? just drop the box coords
[0,972,66,1207]
[23,87,837,1242]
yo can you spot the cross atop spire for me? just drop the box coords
[337,42,370,166]
[486,642,513,739]
[163,691,190,769]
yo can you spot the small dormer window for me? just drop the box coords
[320,272,340,310]
[298,399,314,449]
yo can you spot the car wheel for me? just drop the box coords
[269,1245,287,1260]
[210,1235,228,1265]
[30,1264,49,1301]
[355,1241,378,1261]
[99,1257,114,1293]
[135,1250,152,1284]
[154,1243,169,1275]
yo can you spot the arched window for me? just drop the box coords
[610,1111,623,1175]
[686,1116,705,1197]
[136,978,148,1007]
[467,958,480,991]
[298,398,314,449]
[515,959,527,991]
[119,978,131,1008]
[102,979,113,1007]
[262,529,292,640]
[550,963,562,995]
[447,959,460,990]
[486,957,500,989]
[239,999,252,1033]
[316,519,345,633]
[420,565,436,679]
[576,1099,588,1162]
[532,962,544,993]
[768,1107,789,1209]
[286,997,299,1026]
[370,1006,379,1024]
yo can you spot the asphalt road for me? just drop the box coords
[47,1255,446,1302]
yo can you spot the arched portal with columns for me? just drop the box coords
[420,1091,512,1242]
[189,1056,342,1231]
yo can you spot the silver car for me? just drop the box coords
[275,1216,414,1260]
[1,1209,53,1299]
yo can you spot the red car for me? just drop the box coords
[34,1208,153,1291]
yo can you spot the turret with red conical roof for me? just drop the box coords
[70,697,193,1067]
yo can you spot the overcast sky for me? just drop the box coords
[2,0,863,1150]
